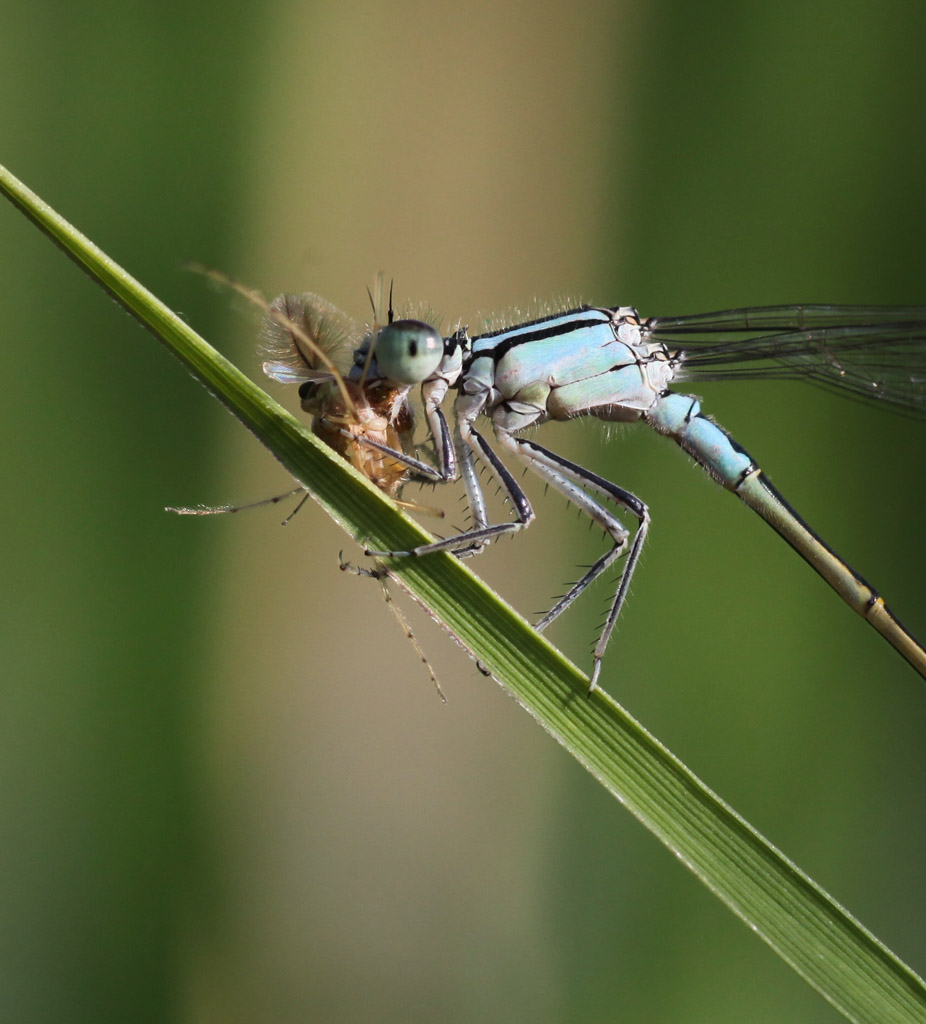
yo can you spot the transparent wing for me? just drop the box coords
[261,361,338,385]
[644,305,926,416]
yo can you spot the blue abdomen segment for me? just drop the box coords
[645,391,926,671]
[646,391,755,488]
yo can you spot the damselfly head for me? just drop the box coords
[368,320,445,385]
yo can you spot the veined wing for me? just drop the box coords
[644,304,926,416]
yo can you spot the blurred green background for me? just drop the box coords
[2,2,925,1021]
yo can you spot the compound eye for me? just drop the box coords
[374,320,443,384]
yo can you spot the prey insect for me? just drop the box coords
[169,273,446,518]
[259,291,444,513]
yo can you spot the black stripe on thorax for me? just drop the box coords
[471,307,611,364]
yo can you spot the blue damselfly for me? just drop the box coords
[341,300,926,691]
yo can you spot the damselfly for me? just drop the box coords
[347,301,926,691]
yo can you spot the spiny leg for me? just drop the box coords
[451,434,492,557]
[365,416,535,558]
[351,433,448,482]
[351,388,457,485]
[493,434,650,693]
[367,413,649,690]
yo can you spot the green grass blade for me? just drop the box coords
[2,161,924,1023]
